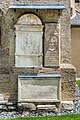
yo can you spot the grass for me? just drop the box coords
[76,80,80,89]
[1,114,80,120]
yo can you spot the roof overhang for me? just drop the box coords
[9,4,65,10]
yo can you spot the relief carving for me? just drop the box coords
[44,23,60,67]
[48,35,58,52]
[17,14,42,25]
[15,14,43,67]
[21,33,40,54]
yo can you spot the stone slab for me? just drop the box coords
[9,4,65,9]
[37,105,55,110]
[18,75,61,103]
[15,14,43,67]
[44,23,60,67]
[37,104,58,112]
[61,101,74,111]
[0,94,4,101]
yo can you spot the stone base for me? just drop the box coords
[0,100,75,115]
[60,101,74,112]
[0,102,17,111]
[0,94,4,101]
[37,105,58,112]
[60,64,76,101]
[18,103,59,113]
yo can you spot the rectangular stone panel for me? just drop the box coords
[18,74,61,102]
[44,23,60,67]
[15,26,43,67]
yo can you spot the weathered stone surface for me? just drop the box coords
[37,105,58,112]
[0,105,7,110]
[0,0,76,108]
[21,103,36,111]
[18,76,60,103]
[6,102,14,105]
[0,94,4,101]
[23,111,30,116]
[61,101,74,111]
[0,105,4,109]
[15,14,43,67]
[8,106,16,110]
[0,10,2,17]
[0,101,7,105]
[60,64,76,101]
[44,23,60,67]
[1,0,71,64]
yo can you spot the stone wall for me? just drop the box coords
[0,0,76,104]
[60,64,76,101]
[0,0,71,64]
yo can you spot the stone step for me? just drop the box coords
[37,105,58,112]
[0,101,8,105]
[0,94,4,101]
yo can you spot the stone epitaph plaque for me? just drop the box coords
[18,74,61,103]
[44,23,60,67]
[15,14,44,67]
[15,27,43,67]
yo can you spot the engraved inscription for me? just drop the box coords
[44,23,60,67]
[15,14,44,67]
[18,77,60,102]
